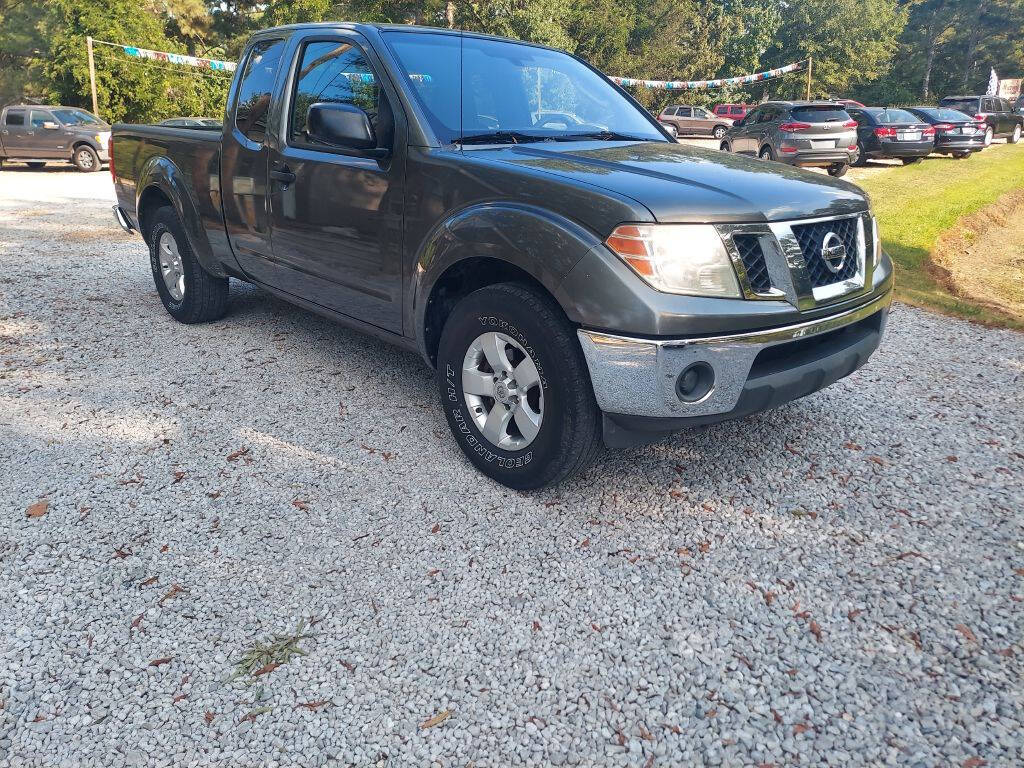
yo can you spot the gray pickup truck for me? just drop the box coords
[0,105,110,171]
[111,23,893,489]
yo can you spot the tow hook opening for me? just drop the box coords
[676,361,715,403]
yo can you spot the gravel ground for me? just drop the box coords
[1,166,1023,768]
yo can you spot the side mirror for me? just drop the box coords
[42,121,60,130]
[306,102,387,157]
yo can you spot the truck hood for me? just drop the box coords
[471,140,868,223]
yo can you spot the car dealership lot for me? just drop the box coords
[2,169,1022,766]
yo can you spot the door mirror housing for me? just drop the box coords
[305,103,388,157]
[42,121,60,130]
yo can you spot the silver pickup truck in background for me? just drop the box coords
[0,104,110,172]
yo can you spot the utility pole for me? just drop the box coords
[805,57,812,100]
[86,36,99,118]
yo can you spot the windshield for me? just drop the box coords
[382,31,665,144]
[51,108,103,126]
[867,108,921,124]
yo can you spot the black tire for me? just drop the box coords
[147,205,229,324]
[26,161,46,169]
[719,141,730,153]
[954,152,971,159]
[901,157,922,165]
[436,282,602,490]
[1009,123,1022,144]
[759,145,775,162]
[712,125,727,140]
[72,145,100,172]
[827,163,849,178]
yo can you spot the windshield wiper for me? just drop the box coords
[455,131,556,145]
[558,130,653,142]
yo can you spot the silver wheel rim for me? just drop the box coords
[1014,125,1021,142]
[158,232,185,301]
[985,127,993,145]
[462,331,544,450]
[77,149,94,169]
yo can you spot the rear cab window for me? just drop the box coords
[4,110,25,126]
[233,38,286,144]
[871,108,921,124]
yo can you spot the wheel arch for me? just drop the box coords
[410,202,602,368]
[135,155,226,278]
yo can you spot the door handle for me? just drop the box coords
[270,167,296,184]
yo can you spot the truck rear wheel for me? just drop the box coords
[146,205,228,324]
[436,282,601,490]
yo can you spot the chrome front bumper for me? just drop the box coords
[578,288,891,420]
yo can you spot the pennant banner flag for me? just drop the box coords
[93,39,237,72]
[610,60,805,91]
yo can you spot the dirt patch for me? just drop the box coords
[931,188,1024,325]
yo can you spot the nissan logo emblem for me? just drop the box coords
[820,232,847,274]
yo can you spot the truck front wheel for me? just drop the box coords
[436,282,602,489]
[146,205,229,324]
[72,145,100,172]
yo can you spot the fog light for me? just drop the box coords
[676,362,714,402]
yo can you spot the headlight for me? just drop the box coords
[605,224,741,298]
[870,215,882,266]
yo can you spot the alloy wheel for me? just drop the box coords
[461,331,544,450]
[76,149,95,170]
[158,231,186,301]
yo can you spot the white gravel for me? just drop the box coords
[1,167,1023,767]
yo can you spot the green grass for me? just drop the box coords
[856,142,1024,329]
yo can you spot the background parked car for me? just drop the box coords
[713,103,749,121]
[938,95,1023,145]
[905,106,986,158]
[0,104,109,171]
[846,106,935,165]
[657,104,733,138]
[720,100,857,177]
[835,98,866,108]
[158,117,222,127]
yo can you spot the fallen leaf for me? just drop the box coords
[844,441,862,450]
[946,455,958,462]
[295,700,329,711]
[771,708,783,724]
[895,551,929,561]
[698,541,710,553]
[253,662,281,676]
[644,756,655,768]
[130,613,144,635]
[963,758,987,768]
[172,471,186,484]
[419,709,452,729]
[591,623,601,632]
[226,447,250,462]
[340,660,356,672]
[996,648,1015,657]
[204,711,214,724]
[160,544,169,553]
[149,657,172,667]
[139,576,158,587]
[809,621,822,642]
[159,584,185,604]
[430,522,440,534]
[955,624,978,644]
[172,694,187,704]
[113,547,132,559]
[239,706,271,724]
[25,500,48,518]
[292,499,309,512]
[638,725,653,741]
[867,455,885,466]
[848,609,862,621]
[793,723,812,735]
[579,537,590,548]
[532,620,541,632]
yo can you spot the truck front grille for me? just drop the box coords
[732,234,772,294]
[790,216,860,288]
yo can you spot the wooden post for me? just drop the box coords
[87,36,99,118]
[805,57,812,100]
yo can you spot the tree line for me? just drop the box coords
[0,0,1021,123]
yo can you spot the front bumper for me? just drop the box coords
[579,288,891,445]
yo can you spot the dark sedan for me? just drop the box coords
[905,107,985,158]
[847,107,934,165]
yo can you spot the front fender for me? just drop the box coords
[137,155,225,278]
[408,201,603,359]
